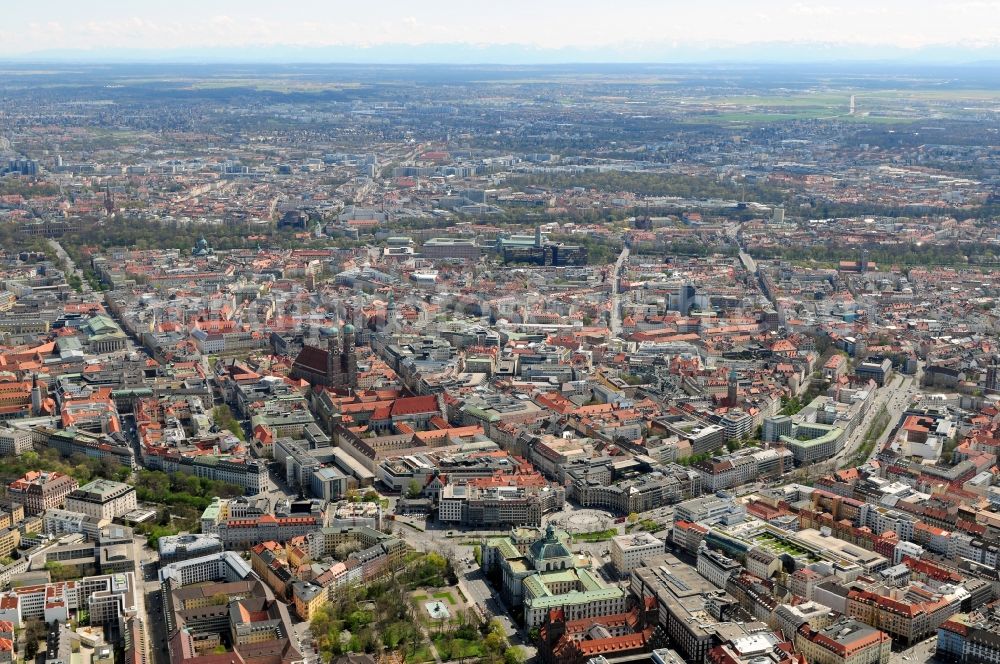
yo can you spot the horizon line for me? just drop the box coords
[3,40,1000,68]
[3,58,1000,68]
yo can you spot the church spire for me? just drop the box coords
[30,373,42,415]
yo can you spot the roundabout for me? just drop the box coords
[545,508,614,534]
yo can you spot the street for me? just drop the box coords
[807,369,918,475]
[132,538,162,664]
[48,238,92,294]
[870,370,922,458]
[608,245,629,336]
[890,635,937,664]
[456,565,537,660]
[292,621,319,664]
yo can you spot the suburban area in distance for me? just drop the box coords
[2,6,1000,664]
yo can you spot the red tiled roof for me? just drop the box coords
[390,395,438,417]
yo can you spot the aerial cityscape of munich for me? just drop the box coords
[1,3,999,664]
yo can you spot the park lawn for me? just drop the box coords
[433,636,485,660]
[710,93,847,108]
[432,590,457,604]
[572,529,617,542]
[405,645,435,664]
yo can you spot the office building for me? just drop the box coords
[438,481,565,528]
[675,495,746,526]
[164,577,302,664]
[65,480,137,521]
[158,534,224,564]
[43,508,108,540]
[421,238,480,261]
[763,416,793,444]
[939,606,1000,664]
[856,359,892,387]
[158,551,253,589]
[610,532,664,576]
[630,553,743,663]
[698,546,743,589]
[0,428,32,456]
[0,572,136,628]
[781,424,846,466]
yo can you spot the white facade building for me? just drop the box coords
[0,428,32,456]
[610,532,664,575]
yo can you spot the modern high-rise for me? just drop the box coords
[763,415,793,443]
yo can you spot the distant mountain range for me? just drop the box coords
[6,41,1000,65]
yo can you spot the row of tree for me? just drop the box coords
[509,171,787,204]
[752,239,995,269]
[0,449,131,487]
[134,469,245,511]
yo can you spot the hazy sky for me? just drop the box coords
[3,0,1000,59]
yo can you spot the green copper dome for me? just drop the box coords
[529,525,571,562]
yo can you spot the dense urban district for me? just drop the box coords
[0,62,1000,664]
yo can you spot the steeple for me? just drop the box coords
[342,324,357,389]
[326,326,341,386]
[727,367,739,407]
[30,373,42,416]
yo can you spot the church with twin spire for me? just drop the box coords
[290,324,358,390]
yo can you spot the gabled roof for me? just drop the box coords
[292,346,328,373]
[390,395,438,417]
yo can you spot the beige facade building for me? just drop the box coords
[65,479,137,520]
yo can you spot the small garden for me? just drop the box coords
[311,578,425,660]
[311,552,460,662]
[572,528,617,542]
[433,619,523,664]
[753,531,810,558]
